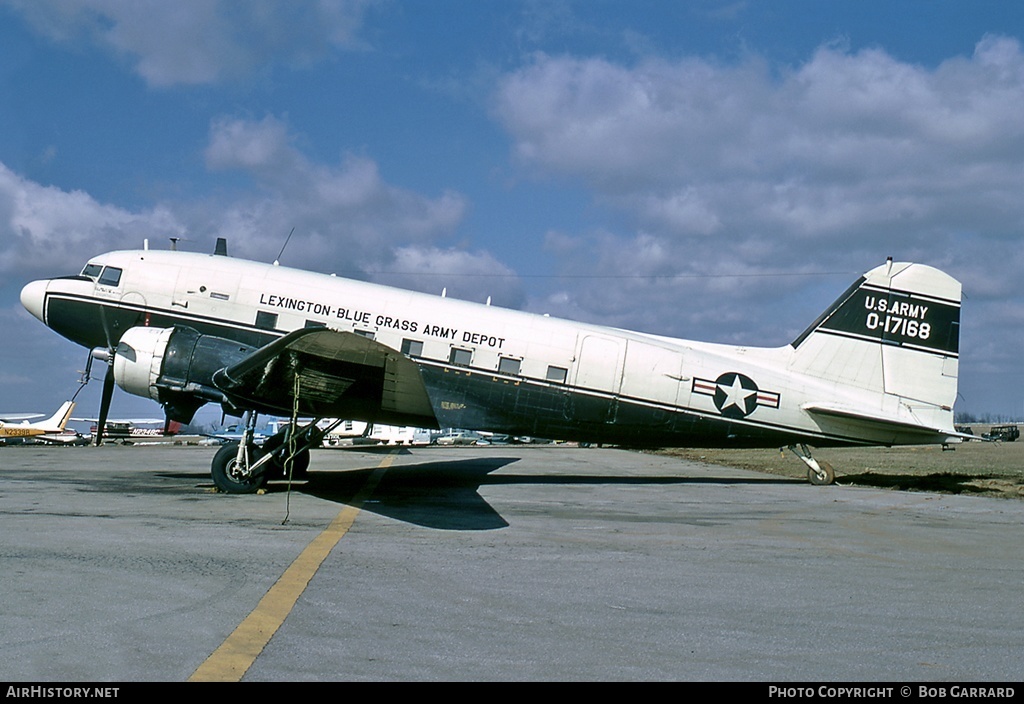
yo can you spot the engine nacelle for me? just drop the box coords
[113,326,255,423]
[113,327,172,403]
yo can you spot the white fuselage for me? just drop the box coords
[21,249,961,448]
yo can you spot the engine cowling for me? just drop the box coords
[113,326,255,423]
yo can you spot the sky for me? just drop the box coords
[1,0,1023,430]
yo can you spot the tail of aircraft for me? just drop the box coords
[41,401,76,433]
[789,260,961,437]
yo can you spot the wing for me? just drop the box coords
[0,413,44,422]
[71,417,166,423]
[211,327,438,426]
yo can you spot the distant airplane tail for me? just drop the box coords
[789,260,961,438]
[42,401,76,432]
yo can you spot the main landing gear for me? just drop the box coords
[785,443,836,485]
[210,414,342,494]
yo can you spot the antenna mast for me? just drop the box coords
[275,227,296,265]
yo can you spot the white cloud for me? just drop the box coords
[205,115,298,172]
[494,37,1024,351]
[3,0,377,86]
[495,38,1024,239]
[0,162,185,277]
[200,116,468,272]
[371,245,526,308]
[0,115,471,284]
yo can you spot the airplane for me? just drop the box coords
[322,420,433,447]
[20,239,966,493]
[203,417,295,445]
[0,401,76,444]
[73,417,182,442]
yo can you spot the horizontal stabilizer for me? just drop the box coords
[802,402,969,442]
[0,412,44,422]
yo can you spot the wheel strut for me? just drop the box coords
[785,443,836,485]
[210,411,276,493]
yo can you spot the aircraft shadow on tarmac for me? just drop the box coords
[273,454,803,531]
[298,456,519,530]
[151,451,801,531]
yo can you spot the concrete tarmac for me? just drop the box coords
[1,443,1022,682]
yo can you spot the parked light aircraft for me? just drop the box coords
[203,418,294,446]
[20,240,965,492]
[0,401,76,444]
[323,420,433,447]
[86,418,181,441]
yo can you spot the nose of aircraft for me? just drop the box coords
[20,279,48,323]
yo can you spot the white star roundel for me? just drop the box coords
[713,372,759,418]
[692,372,781,419]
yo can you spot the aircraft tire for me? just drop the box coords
[211,442,267,494]
[808,460,835,486]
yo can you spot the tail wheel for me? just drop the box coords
[808,460,835,486]
[211,442,267,494]
[787,444,836,486]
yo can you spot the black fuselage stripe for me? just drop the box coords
[45,293,897,447]
[812,327,958,358]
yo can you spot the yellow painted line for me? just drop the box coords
[189,451,397,682]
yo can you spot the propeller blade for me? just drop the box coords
[94,362,115,446]
[98,306,115,352]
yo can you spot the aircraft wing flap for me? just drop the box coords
[212,327,435,421]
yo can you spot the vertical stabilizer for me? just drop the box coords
[42,401,76,432]
[790,262,961,430]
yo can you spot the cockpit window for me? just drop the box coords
[98,266,123,287]
[81,263,102,280]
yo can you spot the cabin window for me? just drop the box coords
[98,266,122,287]
[255,311,278,330]
[81,263,102,280]
[498,357,522,376]
[546,365,568,384]
[304,320,326,328]
[355,329,375,340]
[449,347,472,367]
[401,339,423,357]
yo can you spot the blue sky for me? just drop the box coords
[2,0,1023,428]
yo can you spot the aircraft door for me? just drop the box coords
[566,335,624,424]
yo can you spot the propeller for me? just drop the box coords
[94,362,115,446]
[92,303,119,446]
